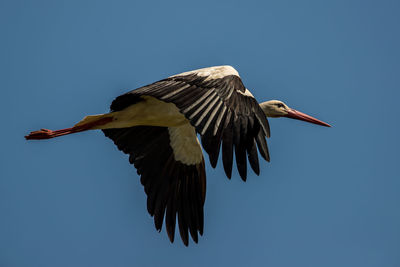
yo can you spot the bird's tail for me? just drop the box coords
[25,114,113,140]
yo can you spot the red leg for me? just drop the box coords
[25,117,113,140]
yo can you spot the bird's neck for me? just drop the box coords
[259,101,279,118]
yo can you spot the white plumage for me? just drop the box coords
[170,65,240,80]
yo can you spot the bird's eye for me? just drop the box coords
[276,103,284,108]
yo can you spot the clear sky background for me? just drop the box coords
[1,0,399,266]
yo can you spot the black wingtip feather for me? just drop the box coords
[256,130,270,162]
[247,139,260,175]
[166,191,177,243]
[222,132,233,179]
[178,179,189,246]
[234,116,248,181]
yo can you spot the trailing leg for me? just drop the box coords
[25,114,113,140]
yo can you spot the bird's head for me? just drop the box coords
[259,100,331,127]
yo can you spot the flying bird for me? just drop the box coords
[25,65,330,246]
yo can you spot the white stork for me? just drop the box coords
[25,65,330,246]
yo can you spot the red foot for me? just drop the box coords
[25,128,74,140]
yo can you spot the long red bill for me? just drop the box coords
[285,109,331,127]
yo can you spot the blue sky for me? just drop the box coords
[1,0,399,266]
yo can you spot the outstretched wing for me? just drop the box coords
[111,66,270,181]
[103,125,206,246]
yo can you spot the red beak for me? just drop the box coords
[285,109,331,127]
